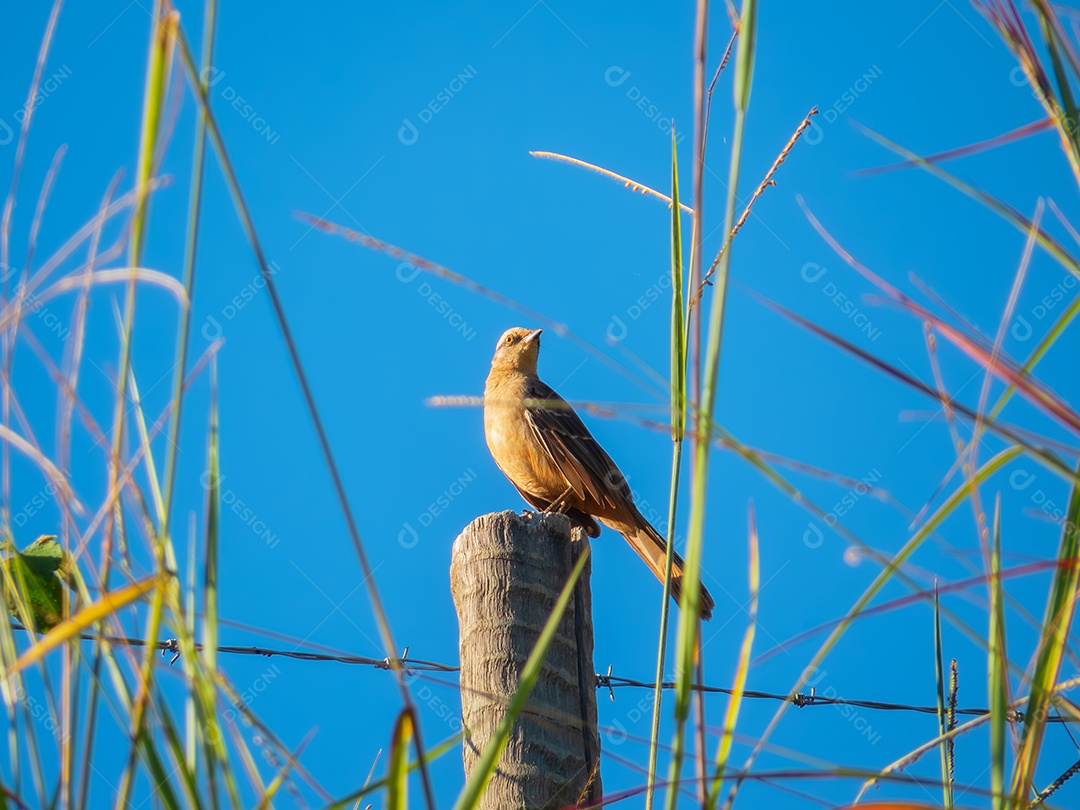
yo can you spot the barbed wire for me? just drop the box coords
[12,625,1075,725]
[11,625,1080,805]
[593,671,1071,724]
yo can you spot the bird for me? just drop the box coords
[483,326,715,620]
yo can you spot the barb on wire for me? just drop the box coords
[597,664,615,701]
[792,687,817,708]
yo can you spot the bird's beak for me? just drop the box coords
[524,328,543,344]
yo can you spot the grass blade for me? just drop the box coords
[200,358,235,808]
[645,124,689,810]
[1010,460,1080,802]
[705,503,759,809]
[934,583,953,809]
[162,0,217,542]
[671,1,758,806]
[110,12,176,804]
[989,498,1007,810]
[388,709,415,810]
[670,130,687,445]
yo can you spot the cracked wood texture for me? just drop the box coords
[450,510,602,809]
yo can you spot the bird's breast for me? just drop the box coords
[484,374,566,498]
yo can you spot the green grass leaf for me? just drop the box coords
[733,0,757,111]
[989,499,1008,810]
[1010,461,1080,801]
[645,124,690,810]
[671,1,757,804]
[706,504,759,809]
[934,583,954,809]
[388,709,415,810]
[3,535,70,632]
[670,128,686,443]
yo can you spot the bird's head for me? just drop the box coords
[490,327,543,373]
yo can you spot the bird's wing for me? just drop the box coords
[522,377,630,512]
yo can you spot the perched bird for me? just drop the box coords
[484,326,715,620]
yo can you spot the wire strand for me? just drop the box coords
[12,625,1074,724]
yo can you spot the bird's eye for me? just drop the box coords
[504,335,514,345]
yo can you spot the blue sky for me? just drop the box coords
[4,1,1080,807]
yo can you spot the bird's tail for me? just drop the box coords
[602,515,715,621]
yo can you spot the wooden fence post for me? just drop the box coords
[450,510,602,809]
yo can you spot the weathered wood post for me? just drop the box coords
[450,510,602,809]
